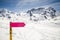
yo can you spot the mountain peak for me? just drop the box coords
[27,7,56,21]
[0,8,14,19]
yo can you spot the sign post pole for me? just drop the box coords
[10,27,12,40]
[10,22,25,40]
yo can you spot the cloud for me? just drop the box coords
[16,0,49,7]
[14,0,60,12]
[39,2,60,11]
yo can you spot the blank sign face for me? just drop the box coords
[10,22,25,27]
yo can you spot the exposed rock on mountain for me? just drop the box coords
[27,7,56,21]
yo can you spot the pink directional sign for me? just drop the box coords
[10,22,25,27]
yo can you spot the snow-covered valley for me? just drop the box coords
[0,8,60,40]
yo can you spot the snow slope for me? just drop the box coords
[0,8,60,40]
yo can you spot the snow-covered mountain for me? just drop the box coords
[0,7,60,40]
[27,7,57,21]
[0,7,59,21]
[0,8,18,19]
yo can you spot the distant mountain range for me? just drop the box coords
[0,8,17,19]
[0,7,60,21]
[27,7,57,21]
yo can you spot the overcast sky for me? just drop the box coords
[0,0,60,12]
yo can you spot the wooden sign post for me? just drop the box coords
[10,27,12,40]
[10,22,25,40]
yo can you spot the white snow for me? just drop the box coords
[0,13,60,40]
[0,8,60,40]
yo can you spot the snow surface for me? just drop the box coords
[0,8,60,40]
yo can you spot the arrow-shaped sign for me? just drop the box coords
[10,22,25,27]
[10,22,25,40]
